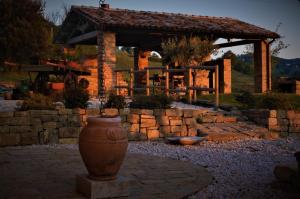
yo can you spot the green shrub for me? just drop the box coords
[20,93,55,110]
[104,93,126,109]
[64,87,89,109]
[130,94,172,109]
[235,91,255,108]
[255,93,293,110]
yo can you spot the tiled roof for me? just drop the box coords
[72,5,279,39]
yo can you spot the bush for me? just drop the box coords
[256,94,293,110]
[104,93,126,109]
[64,87,89,109]
[20,93,55,110]
[235,91,255,108]
[130,94,172,109]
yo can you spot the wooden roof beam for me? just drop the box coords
[215,39,260,48]
[67,30,98,45]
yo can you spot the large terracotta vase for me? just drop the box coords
[79,116,128,181]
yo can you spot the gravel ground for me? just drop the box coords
[127,137,300,199]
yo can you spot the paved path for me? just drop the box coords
[196,122,276,142]
[0,145,212,199]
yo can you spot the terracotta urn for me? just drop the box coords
[51,82,64,91]
[79,116,128,181]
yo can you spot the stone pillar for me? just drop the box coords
[254,40,271,93]
[133,48,150,87]
[219,59,232,94]
[97,31,116,95]
[81,58,98,97]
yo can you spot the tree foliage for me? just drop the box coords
[161,36,217,66]
[0,0,52,64]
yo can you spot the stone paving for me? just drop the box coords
[196,121,277,142]
[0,145,212,199]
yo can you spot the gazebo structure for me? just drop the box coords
[55,3,280,97]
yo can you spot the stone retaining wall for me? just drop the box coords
[0,108,91,147]
[243,109,300,134]
[121,108,237,141]
[0,107,237,146]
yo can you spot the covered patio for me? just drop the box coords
[55,3,279,97]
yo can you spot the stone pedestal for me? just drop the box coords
[76,174,133,199]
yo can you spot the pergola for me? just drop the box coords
[55,3,280,96]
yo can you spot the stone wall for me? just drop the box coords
[0,108,88,147]
[121,108,237,141]
[243,109,300,134]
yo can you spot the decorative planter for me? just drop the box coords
[79,116,128,181]
[51,82,64,91]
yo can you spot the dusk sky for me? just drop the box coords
[45,0,300,59]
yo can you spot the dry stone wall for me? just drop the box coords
[243,109,300,135]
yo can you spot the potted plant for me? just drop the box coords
[77,91,127,181]
[49,75,64,91]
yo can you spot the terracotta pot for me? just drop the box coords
[51,82,64,91]
[79,116,128,181]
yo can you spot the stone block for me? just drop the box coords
[10,117,31,126]
[153,109,166,116]
[140,118,156,128]
[0,125,10,134]
[103,108,119,117]
[130,108,141,114]
[277,110,287,119]
[127,131,139,141]
[278,119,289,126]
[160,126,171,136]
[119,108,129,115]
[171,126,181,133]
[14,111,29,117]
[166,109,182,117]
[68,115,83,127]
[130,124,139,133]
[73,108,86,115]
[76,175,131,199]
[269,110,277,118]
[184,118,194,126]
[188,128,197,136]
[0,134,20,146]
[292,118,300,125]
[183,109,194,117]
[289,126,300,133]
[192,110,208,117]
[30,110,58,117]
[31,118,42,127]
[40,115,58,122]
[43,122,57,129]
[215,115,224,123]
[21,133,38,145]
[268,118,278,126]
[223,117,237,123]
[147,129,160,140]
[140,109,153,115]
[157,116,169,125]
[59,127,81,138]
[269,125,280,132]
[141,114,155,119]
[58,108,73,115]
[127,114,139,124]
[0,117,10,125]
[0,111,14,118]
[59,138,78,144]
[139,128,148,140]
[170,119,182,126]
[86,109,100,116]
[180,125,188,136]
[10,126,31,134]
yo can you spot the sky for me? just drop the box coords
[45,0,300,59]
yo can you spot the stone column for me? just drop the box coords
[97,31,116,95]
[254,40,271,93]
[133,48,150,87]
[219,59,232,94]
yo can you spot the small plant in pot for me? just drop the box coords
[102,93,126,117]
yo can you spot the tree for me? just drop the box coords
[161,36,217,66]
[0,0,52,64]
